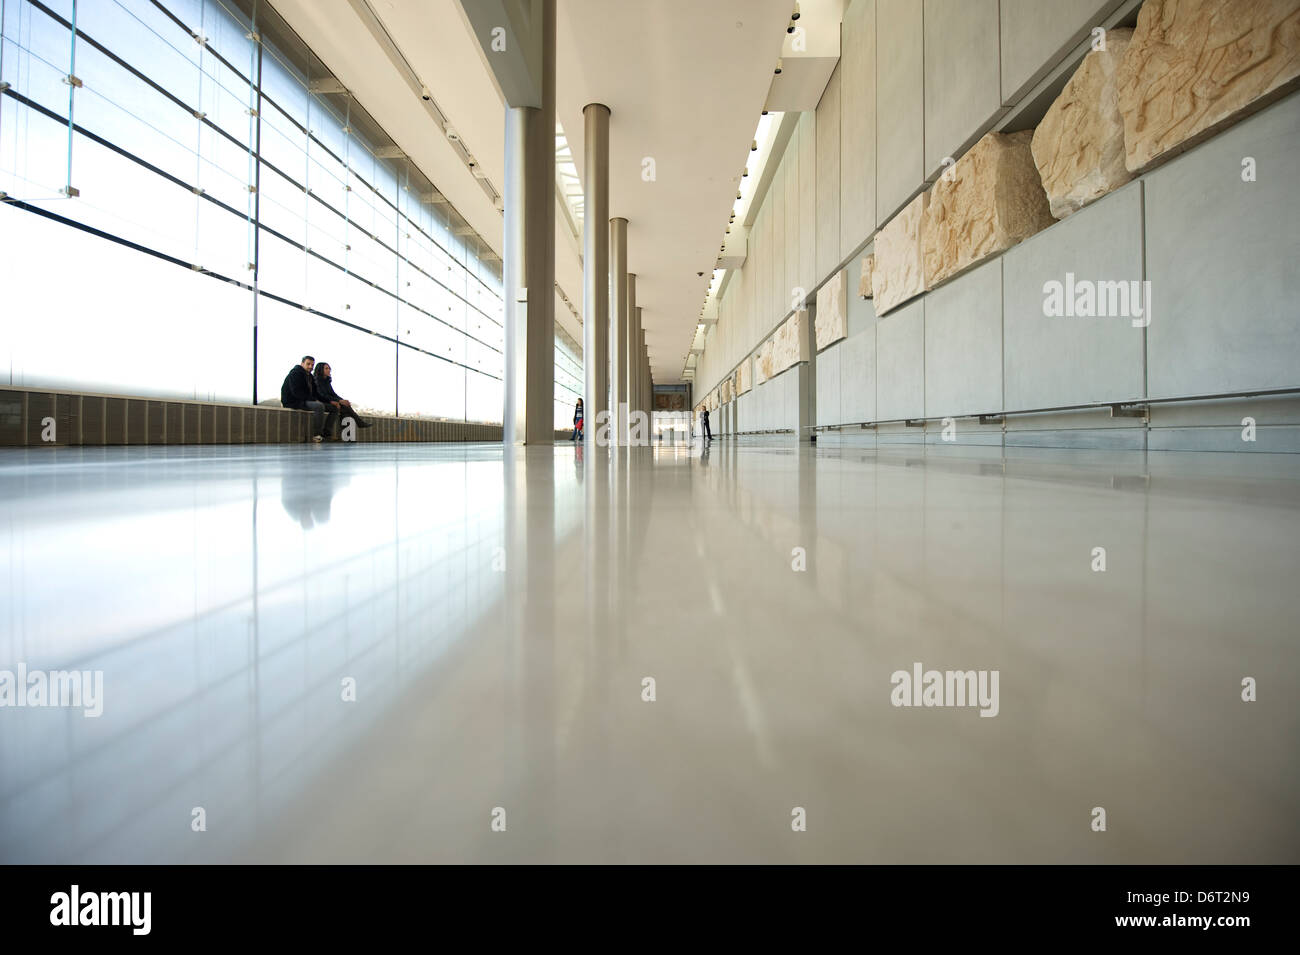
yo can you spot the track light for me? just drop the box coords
[751,139,758,152]
[774,58,783,75]
[791,3,800,20]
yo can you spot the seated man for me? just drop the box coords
[313,361,372,439]
[280,355,337,443]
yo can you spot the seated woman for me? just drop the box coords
[312,362,372,439]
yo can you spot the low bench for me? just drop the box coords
[0,386,507,446]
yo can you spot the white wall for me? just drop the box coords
[698,0,1300,452]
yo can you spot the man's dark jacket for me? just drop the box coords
[280,365,316,410]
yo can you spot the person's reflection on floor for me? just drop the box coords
[280,457,350,528]
[699,440,710,466]
[574,438,584,477]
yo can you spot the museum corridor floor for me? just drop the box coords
[1,441,1296,863]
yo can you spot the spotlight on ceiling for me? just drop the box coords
[774,58,783,75]
[791,3,800,21]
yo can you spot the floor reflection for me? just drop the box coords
[279,451,353,528]
[0,442,1296,863]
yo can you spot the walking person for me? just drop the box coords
[573,398,584,442]
[280,355,337,443]
[313,361,372,440]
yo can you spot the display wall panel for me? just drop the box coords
[924,257,1003,418]
[785,139,800,314]
[840,0,877,256]
[999,0,1115,104]
[815,63,842,282]
[816,340,841,427]
[839,327,877,424]
[875,0,924,223]
[1002,180,1145,410]
[773,152,787,326]
[1145,95,1300,399]
[845,249,877,338]
[760,198,774,338]
[923,0,1002,176]
[745,256,758,365]
[785,364,803,431]
[798,113,818,295]
[875,298,924,421]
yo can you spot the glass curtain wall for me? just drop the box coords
[0,0,569,424]
[554,326,580,432]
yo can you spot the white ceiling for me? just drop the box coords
[269,0,793,383]
[555,0,792,381]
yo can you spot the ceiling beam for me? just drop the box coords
[457,0,544,108]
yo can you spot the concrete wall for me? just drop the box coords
[813,95,1300,451]
[922,0,1002,177]
[1144,93,1300,399]
[999,0,1121,103]
[815,64,842,281]
[697,0,1300,452]
[839,0,876,259]
[735,365,805,435]
[703,0,1123,394]
[875,0,924,223]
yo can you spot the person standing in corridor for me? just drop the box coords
[701,407,712,442]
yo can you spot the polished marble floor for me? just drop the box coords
[0,439,1297,863]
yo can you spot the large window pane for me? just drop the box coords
[0,0,531,425]
[398,347,464,420]
[255,297,395,414]
[465,369,501,424]
[0,199,251,401]
[0,97,68,197]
